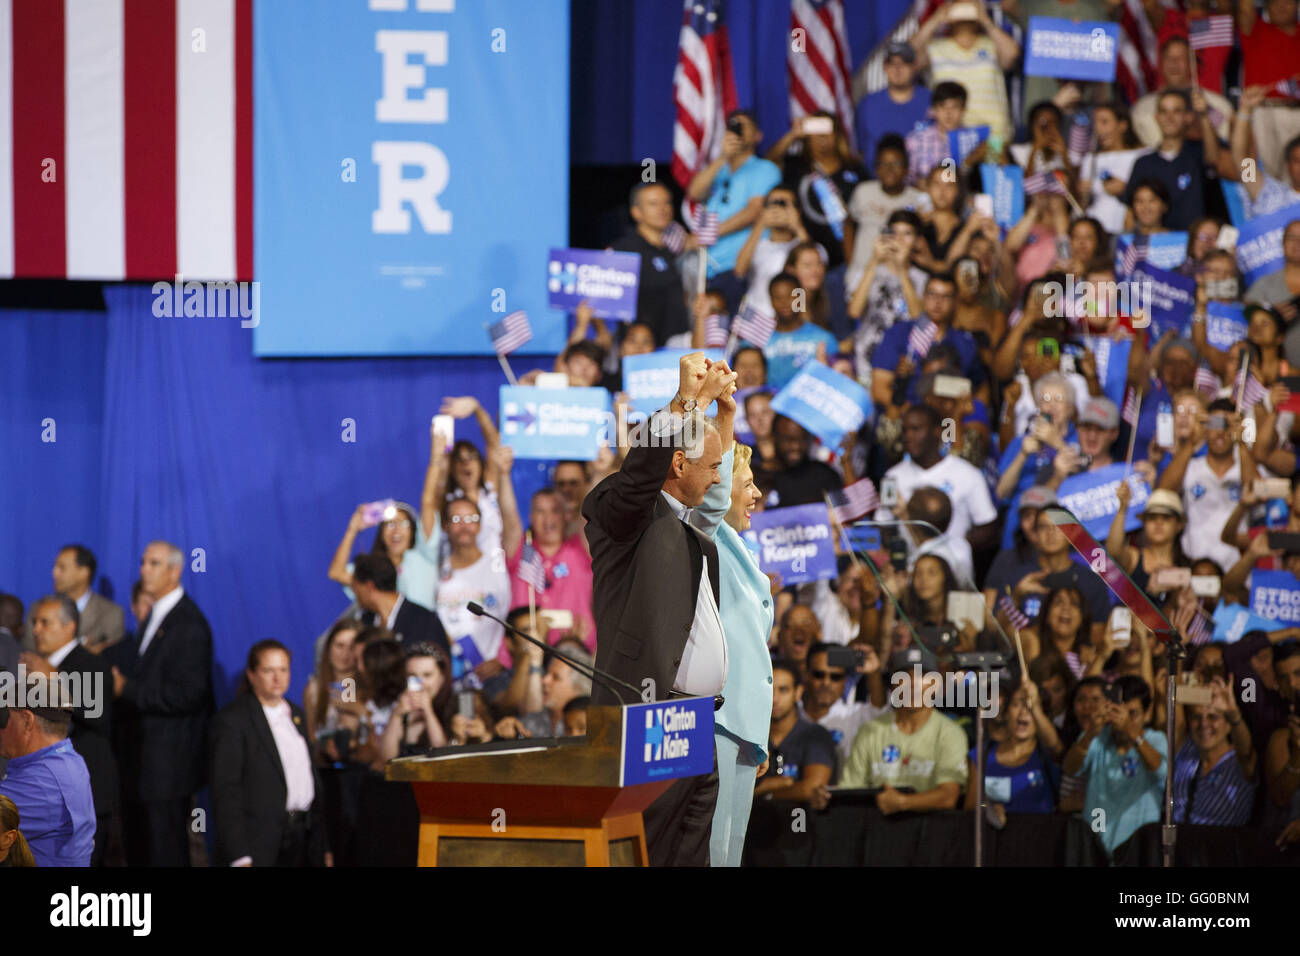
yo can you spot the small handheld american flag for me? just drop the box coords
[1236,369,1267,411]
[518,541,547,593]
[733,304,776,347]
[488,310,532,356]
[704,312,730,348]
[692,206,720,246]
[998,592,1031,631]
[1189,14,1233,52]
[1276,77,1300,100]
[661,221,688,255]
[1121,385,1140,427]
[1067,114,1092,161]
[907,318,937,359]
[827,479,880,525]
[1193,363,1219,397]
[1118,234,1149,276]
[1024,168,1067,196]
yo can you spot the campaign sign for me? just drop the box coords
[1024,18,1119,82]
[621,697,715,786]
[1237,202,1300,286]
[547,248,641,321]
[1206,302,1248,351]
[1212,601,1284,643]
[1116,233,1188,274]
[1055,465,1151,541]
[1250,569,1300,624]
[770,363,873,449]
[980,163,1025,231]
[499,386,610,461]
[1087,335,1132,409]
[621,349,725,418]
[948,126,989,166]
[1130,263,1196,339]
[253,0,570,356]
[743,504,837,586]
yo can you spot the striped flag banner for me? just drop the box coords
[0,0,254,280]
[661,220,688,255]
[1118,234,1149,276]
[907,317,937,359]
[1236,369,1268,411]
[1121,385,1140,427]
[787,0,856,149]
[692,206,719,246]
[733,303,776,347]
[998,592,1031,631]
[1115,0,1158,105]
[704,312,730,347]
[488,310,532,356]
[1188,14,1233,51]
[518,541,547,593]
[1024,168,1067,196]
[859,0,943,96]
[671,0,738,189]
[1275,77,1300,100]
[1193,363,1220,397]
[1067,113,1092,162]
[827,478,879,524]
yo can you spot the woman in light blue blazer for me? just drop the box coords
[690,392,776,867]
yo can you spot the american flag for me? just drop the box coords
[1024,169,1068,196]
[1115,0,1159,105]
[1121,385,1140,427]
[704,312,730,347]
[1186,609,1212,646]
[908,317,937,359]
[487,310,532,356]
[998,592,1031,631]
[1188,14,1233,52]
[827,479,880,524]
[733,304,776,347]
[692,206,720,246]
[1275,77,1300,101]
[1194,363,1220,397]
[1067,114,1092,162]
[1118,234,1149,276]
[1236,369,1268,411]
[517,540,547,593]
[661,220,688,255]
[0,0,254,280]
[860,0,943,95]
[671,0,739,189]
[788,0,857,149]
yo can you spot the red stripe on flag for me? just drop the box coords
[124,0,176,279]
[235,0,253,281]
[12,0,65,277]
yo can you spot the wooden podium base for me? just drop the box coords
[418,811,648,866]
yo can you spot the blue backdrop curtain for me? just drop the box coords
[571,0,912,165]
[0,288,556,705]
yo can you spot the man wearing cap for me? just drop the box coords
[855,42,931,178]
[0,698,96,867]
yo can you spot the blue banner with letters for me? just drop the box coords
[948,126,989,166]
[1206,302,1248,351]
[499,386,610,461]
[253,0,569,356]
[980,164,1024,231]
[1237,202,1300,286]
[1212,601,1284,643]
[622,349,725,418]
[1024,18,1119,82]
[770,362,873,449]
[1116,233,1188,275]
[1055,465,1151,541]
[742,504,838,586]
[621,697,715,786]
[1250,569,1300,624]
[1080,335,1131,409]
[547,248,641,321]
[1130,263,1196,340]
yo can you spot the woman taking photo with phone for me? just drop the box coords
[376,642,453,762]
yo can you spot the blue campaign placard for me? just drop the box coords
[980,163,1025,231]
[499,386,610,461]
[253,0,569,356]
[769,362,873,449]
[742,504,838,586]
[1238,202,1300,286]
[621,349,725,418]
[1116,233,1188,274]
[1212,601,1284,643]
[1250,569,1300,625]
[1085,335,1131,409]
[1024,18,1119,82]
[621,697,715,786]
[1206,302,1248,351]
[1131,263,1196,339]
[1055,465,1151,541]
[948,126,989,166]
[546,248,641,321]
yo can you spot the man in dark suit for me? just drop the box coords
[23,545,126,653]
[583,352,736,866]
[211,639,326,867]
[30,593,118,866]
[111,540,214,867]
[352,553,450,655]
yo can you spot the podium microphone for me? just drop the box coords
[467,602,639,705]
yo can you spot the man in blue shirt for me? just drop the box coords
[856,42,931,177]
[684,108,782,310]
[0,702,96,867]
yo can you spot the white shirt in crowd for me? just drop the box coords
[436,552,512,662]
[875,453,998,547]
[1181,450,1252,575]
[660,489,728,697]
[739,236,800,317]
[138,585,184,658]
[807,580,857,646]
[805,697,886,768]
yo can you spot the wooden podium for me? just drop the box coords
[386,705,671,866]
